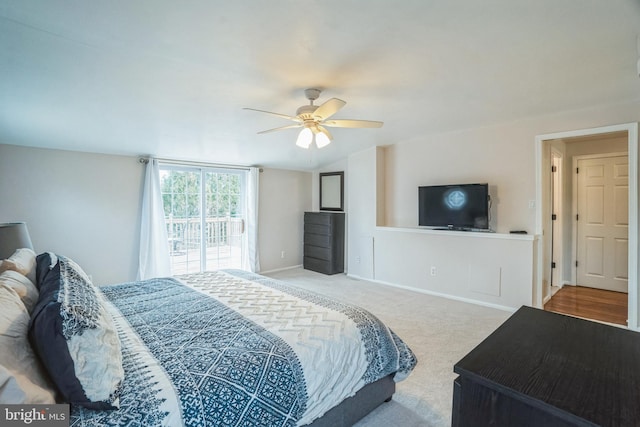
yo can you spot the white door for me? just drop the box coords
[576,155,628,293]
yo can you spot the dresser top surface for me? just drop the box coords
[305,211,345,214]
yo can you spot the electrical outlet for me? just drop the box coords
[356,256,361,263]
[430,266,436,276]
[281,251,285,259]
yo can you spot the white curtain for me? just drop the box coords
[242,167,260,272]
[137,158,171,280]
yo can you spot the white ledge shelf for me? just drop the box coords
[375,226,537,241]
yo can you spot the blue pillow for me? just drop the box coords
[29,253,123,409]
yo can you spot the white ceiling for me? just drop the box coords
[1,1,639,171]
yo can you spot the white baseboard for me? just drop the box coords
[346,273,517,313]
[259,264,303,275]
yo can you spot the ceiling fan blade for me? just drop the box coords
[243,108,302,122]
[257,124,302,134]
[312,98,346,121]
[322,119,384,128]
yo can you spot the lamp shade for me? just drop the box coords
[0,222,34,260]
[296,128,313,148]
[315,132,331,148]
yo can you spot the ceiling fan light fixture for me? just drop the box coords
[296,127,313,148]
[315,132,331,148]
[245,87,383,148]
[312,125,332,148]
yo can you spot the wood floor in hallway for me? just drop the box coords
[544,285,628,326]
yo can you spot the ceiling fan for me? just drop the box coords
[244,88,383,149]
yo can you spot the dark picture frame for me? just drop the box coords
[319,171,344,211]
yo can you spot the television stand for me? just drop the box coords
[431,226,469,231]
[432,226,493,232]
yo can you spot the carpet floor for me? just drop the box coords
[265,268,512,427]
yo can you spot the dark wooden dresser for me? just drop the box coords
[452,306,640,427]
[303,211,345,275]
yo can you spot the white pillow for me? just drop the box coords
[29,253,123,409]
[0,270,38,313]
[0,284,56,404]
[0,248,37,284]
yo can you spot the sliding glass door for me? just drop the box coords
[159,165,246,274]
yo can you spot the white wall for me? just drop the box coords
[384,124,536,233]
[0,144,311,283]
[375,228,536,310]
[347,146,537,310]
[0,144,143,285]
[383,100,640,234]
[258,168,312,272]
[347,100,640,310]
[346,148,378,279]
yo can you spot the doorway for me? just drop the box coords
[159,165,248,274]
[535,123,638,329]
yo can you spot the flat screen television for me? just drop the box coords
[418,183,490,230]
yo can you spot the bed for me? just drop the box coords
[0,250,417,426]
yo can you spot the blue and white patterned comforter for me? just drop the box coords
[70,270,416,426]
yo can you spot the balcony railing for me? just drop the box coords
[166,216,244,250]
[166,217,244,274]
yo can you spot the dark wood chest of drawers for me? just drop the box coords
[303,212,345,275]
[453,306,640,427]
